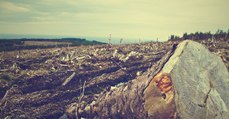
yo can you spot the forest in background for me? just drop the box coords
[169,29,229,41]
[0,38,106,51]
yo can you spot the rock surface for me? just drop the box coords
[161,40,229,119]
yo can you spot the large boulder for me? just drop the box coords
[161,40,229,119]
[67,40,229,119]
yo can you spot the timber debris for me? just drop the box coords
[0,39,228,118]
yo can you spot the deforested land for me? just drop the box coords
[0,31,229,119]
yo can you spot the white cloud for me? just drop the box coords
[0,1,29,12]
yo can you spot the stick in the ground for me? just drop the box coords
[75,80,87,119]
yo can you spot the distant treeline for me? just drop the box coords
[169,29,229,41]
[0,38,106,51]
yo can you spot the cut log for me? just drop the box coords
[68,40,229,119]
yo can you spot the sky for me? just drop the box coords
[0,0,229,43]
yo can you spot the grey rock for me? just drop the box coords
[162,40,229,119]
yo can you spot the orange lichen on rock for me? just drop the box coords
[143,72,176,118]
[152,73,174,104]
[153,73,173,94]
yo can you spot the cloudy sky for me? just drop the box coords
[0,0,228,42]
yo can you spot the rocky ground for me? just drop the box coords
[0,39,228,118]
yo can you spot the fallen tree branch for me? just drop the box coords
[79,80,86,103]
[110,58,126,71]
[62,72,76,86]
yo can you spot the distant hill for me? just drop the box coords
[0,38,106,51]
